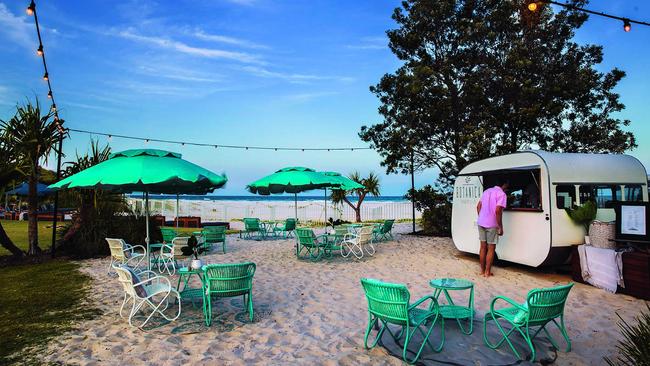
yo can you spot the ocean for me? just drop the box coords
[133,194,409,203]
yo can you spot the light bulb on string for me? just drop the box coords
[108,135,112,142]
[26,0,35,15]
[624,19,632,32]
[527,1,538,12]
[51,103,56,111]
[37,45,43,56]
[47,90,52,99]
[43,72,48,81]
[144,139,149,145]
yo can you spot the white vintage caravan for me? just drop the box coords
[451,151,648,267]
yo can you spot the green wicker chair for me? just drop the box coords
[160,228,177,243]
[373,219,395,242]
[273,218,297,238]
[483,283,574,362]
[295,228,329,261]
[202,262,256,325]
[361,278,444,364]
[240,218,264,240]
[202,226,227,253]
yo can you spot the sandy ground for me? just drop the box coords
[38,224,646,365]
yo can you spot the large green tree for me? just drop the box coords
[0,137,27,258]
[360,0,636,188]
[1,100,65,255]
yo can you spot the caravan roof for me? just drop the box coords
[459,150,648,185]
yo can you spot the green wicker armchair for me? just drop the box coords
[483,283,574,362]
[240,218,264,240]
[373,219,395,242]
[360,278,444,364]
[295,228,329,261]
[202,262,256,325]
[160,228,177,243]
[202,225,227,253]
[273,218,297,238]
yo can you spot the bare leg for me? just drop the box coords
[484,244,496,277]
[479,241,488,275]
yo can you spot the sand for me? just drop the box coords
[37,224,647,365]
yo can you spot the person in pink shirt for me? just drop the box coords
[476,178,509,277]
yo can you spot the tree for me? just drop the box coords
[360,0,636,189]
[1,100,65,255]
[0,135,27,258]
[331,172,381,222]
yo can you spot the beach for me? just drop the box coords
[38,223,645,365]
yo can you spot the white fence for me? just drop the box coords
[127,198,422,223]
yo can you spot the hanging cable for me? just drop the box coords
[528,1,650,31]
[67,128,372,151]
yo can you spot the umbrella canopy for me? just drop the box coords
[49,149,227,270]
[6,182,55,197]
[246,167,336,195]
[319,171,364,190]
[49,149,227,194]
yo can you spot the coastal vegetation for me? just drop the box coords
[330,172,381,222]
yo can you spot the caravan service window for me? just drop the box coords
[483,169,542,211]
[579,185,621,208]
[625,185,644,202]
[555,185,575,209]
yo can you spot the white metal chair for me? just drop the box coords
[341,225,375,259]
[106,238,146,273]
[113,264,181,328]
[157,237,188,275]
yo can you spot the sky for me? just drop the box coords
[0,0,648,196]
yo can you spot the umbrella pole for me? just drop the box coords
[176,194,179,229]
[324,188,327,229]
[145,191,151,270]
[294,193,297,221]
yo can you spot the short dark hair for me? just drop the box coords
[496,176,511,187]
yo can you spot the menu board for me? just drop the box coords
[621,205,647,236]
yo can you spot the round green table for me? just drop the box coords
[176,266,205,306]
[429,278,474,334]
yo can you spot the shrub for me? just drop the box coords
[565,200,597,232]
[406,185,452,236]
[605,303,650,366]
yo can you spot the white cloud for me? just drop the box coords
[240,66,354,84]
[346,36,387,50]
[193,30,269,50]
[118,29,262,64]
[284,91,339,102]
[0,3,33,46]
[224,0,257,6]
[135,64,223,83]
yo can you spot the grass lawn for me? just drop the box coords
[0,220,58,256]
[0,260,99,365]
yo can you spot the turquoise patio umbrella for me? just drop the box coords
[49,149,227,268]
[247,167,341,219]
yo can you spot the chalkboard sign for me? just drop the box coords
[615,202,650,243]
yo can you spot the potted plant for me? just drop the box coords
[565,200,597,244]
[180,235,205,269]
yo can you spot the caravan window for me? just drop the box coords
[579,185,621,208]
[555,185,575,209]
[483,169,541,210]
[625,185,644,202]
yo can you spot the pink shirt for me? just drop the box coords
[477,186,507,228]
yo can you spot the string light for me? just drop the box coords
[37,45,43,56]
[47,90,52,99]
[43,72,48,80]
[527,1,650,32]
[26,0,35,15]
[66,128,372,152]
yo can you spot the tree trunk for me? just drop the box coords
[354,208,361,223]
[27,161,41,255]
[0,221,24,257]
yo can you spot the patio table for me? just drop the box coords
[176,266,205,306]
[429,278,475,334]
[260,221,280,239]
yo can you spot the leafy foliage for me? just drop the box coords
[605,303,650,366]
[1,99,66,255]
[406,185,452,236]
[565,200,597,232]
[180,235,204,259]
[331,172,381,222]
[359,0,636,188]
